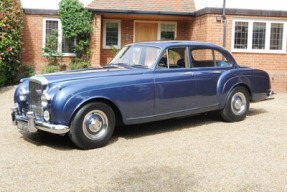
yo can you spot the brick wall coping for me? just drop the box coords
[23,9,58,15]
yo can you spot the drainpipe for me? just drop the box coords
[223,0,227,48]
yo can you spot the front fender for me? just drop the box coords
[50,87,124,126]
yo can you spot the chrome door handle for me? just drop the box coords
[212,71,222,74]
[184,72,194,76]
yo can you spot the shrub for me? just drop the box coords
[0,0,24,87]
[111,46,119,56]
[19,65,34,79]
[59,0,93,69]
[41,65,60,74]
[69,61,91,70]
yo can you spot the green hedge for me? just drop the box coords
[0,0,24,87]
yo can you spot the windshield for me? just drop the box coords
[109,45,161,68]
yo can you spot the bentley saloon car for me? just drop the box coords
[11,41,273,149]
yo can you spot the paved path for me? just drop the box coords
[0,87,286,191]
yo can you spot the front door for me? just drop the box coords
[135,22,158,42]
[154,46,197,115]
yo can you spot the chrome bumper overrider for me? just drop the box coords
[268,90,275,97]
[11,106,69,135]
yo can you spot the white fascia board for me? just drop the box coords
[194,0,287,11]
[21,0,93,10]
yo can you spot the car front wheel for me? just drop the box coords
[220,87,250,122]
[69,102,115,149]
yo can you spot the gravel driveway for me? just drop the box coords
[0,87,286,192]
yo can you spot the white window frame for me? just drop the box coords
[42,17,76,56]
[232,18,287,54]
[133,20,177,42]
[103,19,121,49]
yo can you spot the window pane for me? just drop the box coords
[252,22,266,49]
[62,38,75,53]
[214,50,230,67]
[144,47,161,67]
[157,47,187,69]
[161,24,175,40]
[45,20,58,50]
[191,49,230,68]
[106,22,119,46]
[234,22,248,49]
[110,46,160,68]
[270,23,283,50]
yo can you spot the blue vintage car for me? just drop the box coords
[11,41,273,149]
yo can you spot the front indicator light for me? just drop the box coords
[19,88,27,101]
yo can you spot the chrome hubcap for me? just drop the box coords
[231,92,247,115]
[83,110,109,140]
[88,117,103,133]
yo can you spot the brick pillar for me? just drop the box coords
[90,14,102,67]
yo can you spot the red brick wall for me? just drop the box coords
[23,13,286,92]
[90,14,102,67]
[23,14,74,73]
[189,14,287,92]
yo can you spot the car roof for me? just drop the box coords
[126,41,224,50]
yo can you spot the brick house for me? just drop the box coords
[21,0,287,92]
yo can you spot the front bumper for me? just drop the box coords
[11,105,69,135]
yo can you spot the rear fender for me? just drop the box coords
[218,75,252,109]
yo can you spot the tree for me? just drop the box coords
[0,0,24,86]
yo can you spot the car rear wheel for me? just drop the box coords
[220,87,250,122]
[69,102,115,149]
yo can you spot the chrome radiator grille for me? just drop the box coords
[29,80,43,119]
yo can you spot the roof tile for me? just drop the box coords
[87,0,195,13]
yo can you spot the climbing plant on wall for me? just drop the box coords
[59,0,93,69]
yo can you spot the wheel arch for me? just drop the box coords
[220,82,252,109]
[69,97,124,127]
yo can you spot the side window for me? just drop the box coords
[157,47,188,69]
[190,48,230,68]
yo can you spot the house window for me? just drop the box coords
[103,20,121,49]
[270,23,284,50]
[252,22,266,49]
[232,19,286,53]
[43,18,75,56]
[160,23,176,40]
[234,22,248,49]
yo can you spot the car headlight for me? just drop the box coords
[19,88,27,101]
[41,92,50,108]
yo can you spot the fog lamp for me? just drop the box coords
[43,110,50,121]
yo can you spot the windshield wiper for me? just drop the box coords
[129,64,148,68]
[109,63,149,69]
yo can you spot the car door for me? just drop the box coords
[189,47,232,108]
[154,46,197,115]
